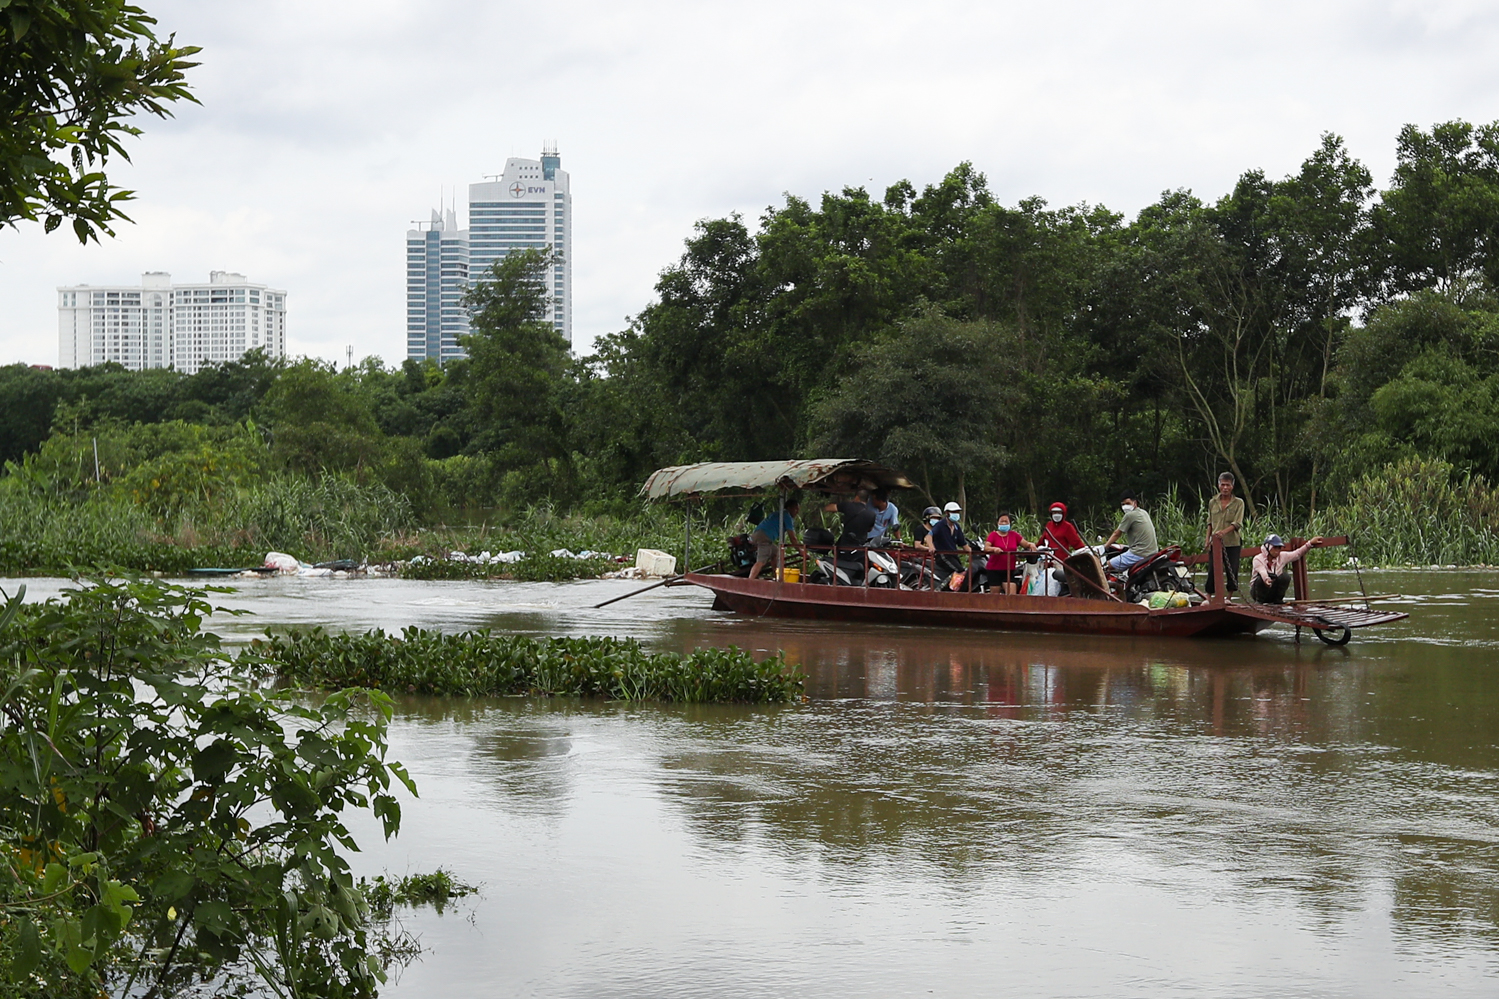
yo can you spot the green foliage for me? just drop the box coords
[398,553,611,582]
[0,467,415,574]
[251,627,805,704]
[461,248,575,494]
[1373,121,1499,292]
[358,869,477,919]
[0,577,416,996]
[0,1,199,241]
[1328,456,1499,566]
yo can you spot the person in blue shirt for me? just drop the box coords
[749,499,800,580]
[866,490,900,545]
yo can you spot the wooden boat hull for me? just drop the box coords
[687,573,1270,639]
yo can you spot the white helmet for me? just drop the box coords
[943,501,962,513]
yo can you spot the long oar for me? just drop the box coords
[592,575,681,609]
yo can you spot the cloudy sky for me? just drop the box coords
[1,0,1496,367]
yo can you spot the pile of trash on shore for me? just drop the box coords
[200,547,682,580]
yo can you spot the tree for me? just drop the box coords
[0,1,199,241]
[1372,120,1499,294]
[810,309,1018,511]
[461,248,576,498]
[262,359,385,477]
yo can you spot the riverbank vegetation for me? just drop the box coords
[8,121,1499,568]
[0,578,417,997]
[249,627,804,704]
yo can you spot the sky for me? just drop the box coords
[2,0,1497,368]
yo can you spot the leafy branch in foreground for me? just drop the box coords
[0,578,417,998]
[0,0,200,241]
[248,627,804,704]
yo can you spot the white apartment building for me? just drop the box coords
[58,271,287,375]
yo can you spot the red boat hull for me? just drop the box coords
[687,573,1270,638]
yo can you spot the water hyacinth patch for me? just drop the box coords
[246,627,805,704]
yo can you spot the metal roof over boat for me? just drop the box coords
[640,459,914,499]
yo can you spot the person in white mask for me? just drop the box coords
[1103,491,1158,572]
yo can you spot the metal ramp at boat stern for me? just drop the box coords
[1225,600,1408,639]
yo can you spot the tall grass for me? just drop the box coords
[0,473,415,574]
[1135,460,1499,568]
[995,464,1499,570]
[248,626,805,704]
[1325,456,1499,566]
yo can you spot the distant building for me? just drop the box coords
[406,143,572,365]
[57,271,287,375]
[405,207,470,365]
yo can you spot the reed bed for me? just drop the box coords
[397,553,615,582]
[247,626,805,704]
[0,473,415,574]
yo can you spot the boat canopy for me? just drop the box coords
[640,459,914,500]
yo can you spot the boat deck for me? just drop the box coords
[686,573,1408,641]
[1223,600,1408,632]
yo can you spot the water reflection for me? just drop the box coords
[6,570,1498,995]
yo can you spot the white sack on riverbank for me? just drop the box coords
[264,552,307,573]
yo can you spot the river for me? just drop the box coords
[7,570,1498,997]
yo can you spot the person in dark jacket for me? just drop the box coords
[921,501,970,578]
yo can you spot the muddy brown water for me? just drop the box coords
[6,571,1498,997]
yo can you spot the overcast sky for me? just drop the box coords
[1,0,1496,368]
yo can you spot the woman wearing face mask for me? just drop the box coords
[983,512,1036,594]
[1038,502,1085,555]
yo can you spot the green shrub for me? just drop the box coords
[0,578,416,996]
[248,627,805,704]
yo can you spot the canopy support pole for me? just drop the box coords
[683,497,692,575]
[776,489,786,580]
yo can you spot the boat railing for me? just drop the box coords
[776,541,1068,593]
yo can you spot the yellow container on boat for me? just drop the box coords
[779,567,801,583]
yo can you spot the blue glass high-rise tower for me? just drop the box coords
[405,207,469,364]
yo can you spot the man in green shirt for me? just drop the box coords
[1104,491,1158,571]
[1204,471,1244,596]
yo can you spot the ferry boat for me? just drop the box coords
[637,460,1407,645]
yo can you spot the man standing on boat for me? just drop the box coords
[922,501,971,580]
[748,499,801,580]
[1204,472,1245,598]
[1104,491,1158,572]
